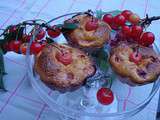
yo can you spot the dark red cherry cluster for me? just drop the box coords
[96,10,159,104]
[1,23,62,55]
[102,10,155,47]
[3,26,46,55]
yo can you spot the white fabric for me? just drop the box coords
[0,0,159,120]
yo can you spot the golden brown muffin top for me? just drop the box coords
[63,14,111,49]
[109,41,160,85]
[34,43,95,91]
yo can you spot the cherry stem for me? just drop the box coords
[141,14,160,28]
[15,26,21,41]
[47,12,82,24]
[50,43,65,55]
[0,10,160,41]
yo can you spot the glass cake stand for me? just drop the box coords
[25,12,160,120]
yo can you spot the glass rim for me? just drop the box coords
[25,11,160,119]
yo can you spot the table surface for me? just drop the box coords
[0,0,160,120]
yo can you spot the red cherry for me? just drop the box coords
[128,13,140,25]
[20,43,28,55]
[121,10,133,19]
[139,32,155,46]
[9,25,17,33]
[9,40,21,53]
[113,14,126,26]
[23,34,31,42]
[110,23,119,30]
[40,40,47,49]
[3,42,10,51]
[85,20,98,31]
[129,52,142,64]
[131,25,143,40]
[30,42,43,55]
[55,50,73,65]
[103,14,113,25]
[97,88,114,105]
[47,26,61,38]
[36,29,45,40]
[122,25,131,37]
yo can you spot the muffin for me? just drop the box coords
[34,43,96,92]
[109,41,160,85]
[63,14,111,50]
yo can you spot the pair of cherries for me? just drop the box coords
[103,10,155,47]
[103,10,140,28]
[121,25,155,47]
[7,40,46,55]
[6,25,62,55]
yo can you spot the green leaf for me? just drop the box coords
[96,9,104,19]
[92,48,109,72]
[0,48,5,73]
[99,60,109,71]
[95,10,122,19]
[46,37,54,44]
[0,39,5,45]
[62,23,78,30]
[108,10,122,16]
[111,72,117,81]
[0,48,6,90]
[55,24,63,28]
[0,72,5,90]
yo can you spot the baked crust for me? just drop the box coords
[109,41,160,85]
[63,14,111,49]
[34,43,95,92]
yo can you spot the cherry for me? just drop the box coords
[85,20,98,31]
[131,25,143,40]
[23,34,31,42]
[110,23,119,30]
[128,13,140,25]
[129,52,142,64]
[36,29,45,40]
[47,26,61,38]
[55,50,73,65]
[30,42,43,55]
[122,25,131,37]
[103,14,113,25]
[121,10,133,19]
[3,42,10,51]
[40,40,47,49]
[9,25,17,33]
[9,40,21,53]
[96,88,114,105]
[139,32,155,46]
[20,43,28,55]
[113,14,126,26]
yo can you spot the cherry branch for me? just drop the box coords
[141,14,160,27]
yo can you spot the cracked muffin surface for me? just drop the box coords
[63,14,111,49]
[34,43,95,92]
[109,41,160,85]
